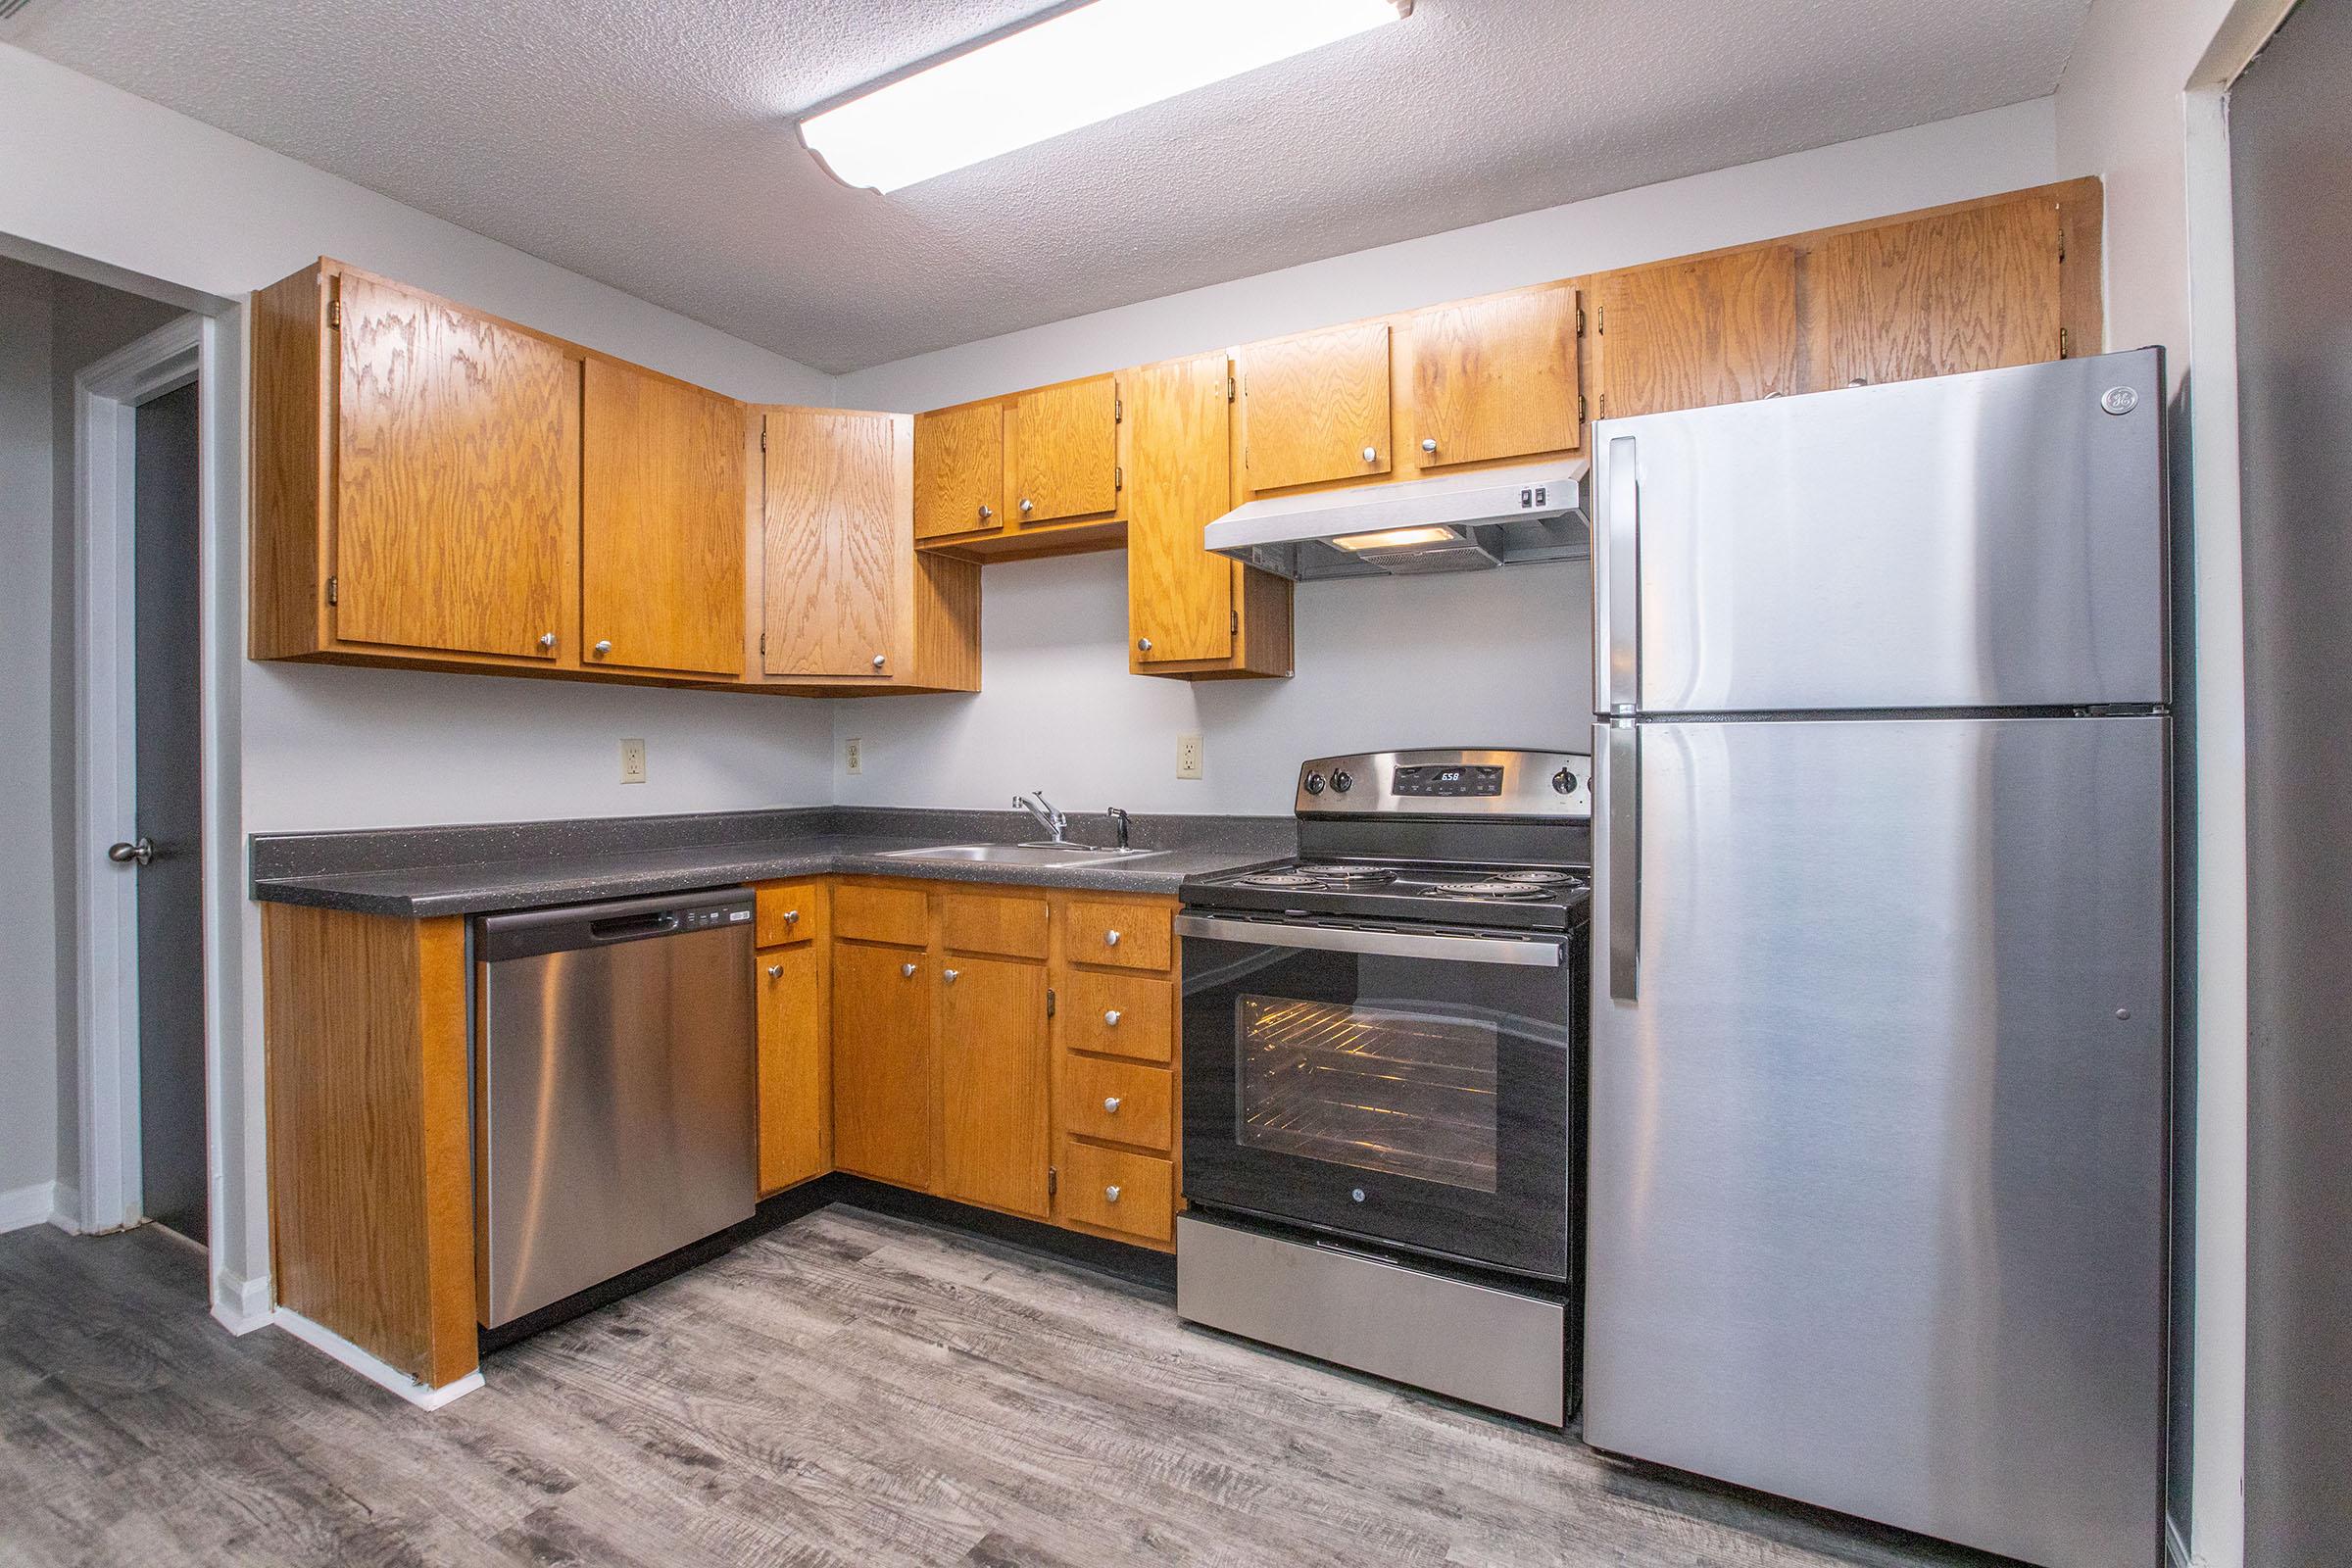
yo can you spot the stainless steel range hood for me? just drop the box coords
[1202,459,1590,580]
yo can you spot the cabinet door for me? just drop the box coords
[1593,247,1801,419]
[830,942,931,1186]
[1819,197,2062,389]
[937,956,1049,1217]
[333,274,576,659]
[580,359,745,676]
[757,941,827,1194]
[913,402,1004,540]
[1409,285,1582,467]
[1237,321,1393,492]
[762,409,901,678]
[1004,373,1119,524]
[1127,353,1235,664]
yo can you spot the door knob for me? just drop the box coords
[1103,1009,1122,1027]
[1361,446,1378,463]
[106,838,155,867]
[592,639,612,658]
[943,968,960,984]
[766,964,783,979]
[1103,1185,1122,1203]
[1102,1097,1122,1114]
[1421,437,1438,454]
[901,962,917,978]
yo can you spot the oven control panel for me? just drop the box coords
[1296,749,1592,818]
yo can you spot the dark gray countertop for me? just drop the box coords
[250,807,1294,919]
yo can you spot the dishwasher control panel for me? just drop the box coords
[681,906,753,931]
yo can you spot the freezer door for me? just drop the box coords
[1590,350,2167,716]
[1584,714,2168,1568]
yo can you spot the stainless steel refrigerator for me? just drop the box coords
[1582,349,2170,1568]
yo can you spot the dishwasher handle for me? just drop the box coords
[475,886,753,963]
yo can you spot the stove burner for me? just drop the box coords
[1240,873,1326,889]
[1493,869,1576,885]
[1305,865,1396,884]
[1430,881,1554,900]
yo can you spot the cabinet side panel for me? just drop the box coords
[250,266,328,659]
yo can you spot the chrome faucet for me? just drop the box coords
[1014,790,1067,845]
[1105,807,1133,853]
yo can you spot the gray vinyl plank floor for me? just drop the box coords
[0,1207,2012,1568]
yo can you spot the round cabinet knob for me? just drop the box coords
[871,654,887,669]
[943,968,960,984]
[1361,446,1378,464]
[766,964,784,979]
[1103,1185,1122,1204]
[1421,437,1438,454]
[1103,1009,1122,1027]
[901,962,917,978]
[784,909,800,926]
[978,503,995,521]
[1302,771,1326,796]
[1018,497,1035,514]
[592,639,612,658]
[1552,767,1577,795]
[538,632,557,651]
[1102,1097,1122,1115]
[1137,637,1152,653]
[1103,929,1121,948]
[1330,769,1353,794]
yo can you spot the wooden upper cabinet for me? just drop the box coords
[332,274,577,660]
[1127,353,1236,665]
[579,360,745,677]
[761,408,902,679]
[935,956,1050,1218]
[913,401,1004,541]
[1238,321,1393,493]
[1593,246,1802,419]
[1406,284,1582,468]
[1819,196,2063,389]
[1004,373,1121,525]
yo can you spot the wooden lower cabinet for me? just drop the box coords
[830,939,934,1188]
[755,881,830,1196]
[936,955,1051,1217]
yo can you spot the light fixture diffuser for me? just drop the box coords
[799,0,1410,193]
[1330,525,1460,552]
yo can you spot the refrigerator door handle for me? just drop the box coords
[1597,720,1641,1002]
[1603,435,1640,715]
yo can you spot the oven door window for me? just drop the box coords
[1182,931,1577,1281]
[1235,996,1498,1192]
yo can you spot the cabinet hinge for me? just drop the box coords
[1575,304,1586,336]
[1578,393,1587,424]
[324,574,338,606]
[1114,396,1123,424]
[327,299,342,329]
[1596,393,1608,420]
[2059,326,2071,360]
[1594,305,1604,335]
[760,419,767,453]
[1048,1165,1058,1197]
[1228,375,1238,403]
[759,631,766,658]
[1046,986,1056,1018]
[1114,465,1123,491]
[1231,609,1241,635]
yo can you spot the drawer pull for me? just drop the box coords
[944,968,960,984]
[1103,1096,1122,1114]
[1103,1008,1122,1026]
[1103,929,1121,948]
[901,962,917,978]
[784,908,800,926]
[766,964,783,979]
[1103,1185,1122,1204]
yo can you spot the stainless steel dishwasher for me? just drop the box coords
[474,887,758,1328]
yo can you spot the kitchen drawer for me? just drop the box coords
[1058,970,1173,1063]
[1061,1054,1172,1152]
[755,881,826,949]
[1064,899,1172,972]
[833,884,927,947]
[939,891,1049,960]
[1058,1140,1173,1244]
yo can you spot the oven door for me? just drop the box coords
[1175,913,1575,1281]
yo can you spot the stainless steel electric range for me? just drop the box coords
[1173,747,1591,1426]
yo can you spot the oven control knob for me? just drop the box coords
[1330,769,1353,794]
[1302,771,1326,796]
[1552,766,1577,795]
[1350,1188,1367,1203]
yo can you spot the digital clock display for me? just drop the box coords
[1393,764,1504,798]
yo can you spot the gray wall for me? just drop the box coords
[2231,0,2352,1557]
[0,259,58,1202]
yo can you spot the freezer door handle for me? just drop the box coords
[1599,435,1640,715]
[1599,721,1641,1002]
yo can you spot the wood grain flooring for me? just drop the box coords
[0,1211,2018,1568]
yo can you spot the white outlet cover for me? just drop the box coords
[845,736,863,775]
[619,737,648,785]
[1177,732,1204,780]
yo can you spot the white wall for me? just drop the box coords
[0,264,59,1203]
[828,100,2060,815]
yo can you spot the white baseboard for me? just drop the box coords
[47,1182,82,1233]
[0,1180,59,1234]
[270,1306,483,1410]
[211,1270,273,1336]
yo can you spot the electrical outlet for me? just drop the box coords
[619,738,648,785]
[845,736,863,775]
[1177,733,1204,780]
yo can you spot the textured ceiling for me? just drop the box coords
[8,0,2090,372]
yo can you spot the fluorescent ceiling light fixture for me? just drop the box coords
[1330,524,1459,552]
[800,0,1411,193]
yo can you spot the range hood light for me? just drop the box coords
[799,0,1412,194]
[1330,524,1460,552]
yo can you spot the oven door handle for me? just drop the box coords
[1173,913,1565,968]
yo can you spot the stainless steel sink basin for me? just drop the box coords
[876,843,1168,866]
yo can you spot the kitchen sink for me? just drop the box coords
[876,843,1167,866]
